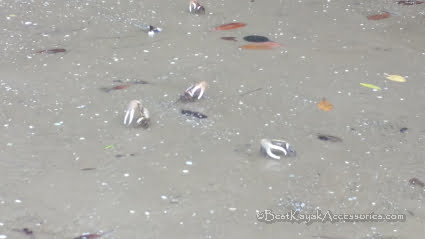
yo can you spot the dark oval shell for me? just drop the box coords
[409,177,425,187]
[181,109,207,119]
[317,134,342,142]
[243,35,269,43]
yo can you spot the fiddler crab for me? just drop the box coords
[189,0,205,14]
[123,100,150,128]
[134,23,162,37]
[179,81,207,102]
[147,25,162,37]
[260,139,296,159]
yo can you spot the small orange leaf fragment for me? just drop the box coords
[212,23,246,31]
[367,12,390,20]
[318,98,334,111]
[240,41,281,50]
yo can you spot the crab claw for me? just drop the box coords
[124,100,141,125]
[260,138,295,159]
[189,0,205,14]
[271,139,296,156]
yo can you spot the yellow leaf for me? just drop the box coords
[384,74,406,82]
[360,83,381,90]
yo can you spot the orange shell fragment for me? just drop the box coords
[367,12,390,20]
[318,98,334,111]
[240,41,281,50]
[212,23,246,31]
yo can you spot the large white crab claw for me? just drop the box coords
[180,81,207,102]
[260,139,296,159]
[189,0,205,14]
[124,100,150,128]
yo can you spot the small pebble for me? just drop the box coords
[54,121,63,126]
[317,134,342,142]
[0,235,7,239]
[409,177,425,187]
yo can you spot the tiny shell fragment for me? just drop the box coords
[317,134,342,142]
[317,98,334,111]
[367,12,390,20]
[36,48,66,54]
[181,109,207,119]
[212,23,246,31]
[240,41,281,50]
[221,37,237,41]
[409,177,425,187]
[385,74,406,82]
[243,35,269,43]
[360,83,381,90]
[397,0,424,5]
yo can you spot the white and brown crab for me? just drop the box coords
[189,0,205,14]
[179,81,207,102]
[123,100,150,128]
[260,139,296,159]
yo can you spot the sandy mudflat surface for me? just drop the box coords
[0,0,425,238]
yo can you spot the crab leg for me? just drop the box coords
[124,109,130,124]
[124,108,135,125]
[196,86,205,99]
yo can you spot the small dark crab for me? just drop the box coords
[179,81,207,102]
[189,0,205,14]
[123,100,150,128]
[260,139,296,159]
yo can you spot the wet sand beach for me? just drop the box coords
[1,0,425,238]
